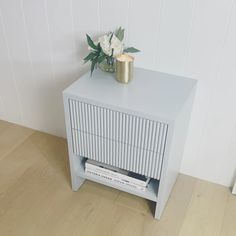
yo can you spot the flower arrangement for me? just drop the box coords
[84,27,140,75]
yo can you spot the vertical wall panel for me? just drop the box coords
[155,0,195,75]
[181,0,234,183]
[71,0,100,64]
[0,8,21,123]
[22,0,60,134]
[99,0,129,44]
[46,0,79,89]
[184,0,233,78]
[46,0,79,136]
[22,0,54,88]
[189,1,236,186]
[128,0,162,69]
[0,0,37,127]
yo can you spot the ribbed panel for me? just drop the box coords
[69,99,168,179]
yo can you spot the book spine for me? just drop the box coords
[85,168,146,191]
[85,163,148,187]
[85,162,148,187]
[85,164,147,188]
[85,162,128,175]
[87,160,127,175]
[85,163,125,178]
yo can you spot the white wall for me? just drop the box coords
[0,0,235,187]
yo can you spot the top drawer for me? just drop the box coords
[69,99,168,154]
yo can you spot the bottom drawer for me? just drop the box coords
[71,129,164,179]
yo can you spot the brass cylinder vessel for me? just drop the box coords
[115,54,134,84]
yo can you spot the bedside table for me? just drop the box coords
[63,68,196,219]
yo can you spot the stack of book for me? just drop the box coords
[85,159,150,191]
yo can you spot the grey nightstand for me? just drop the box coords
[63,68,196,219]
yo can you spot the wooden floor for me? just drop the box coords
[0,120,235,236]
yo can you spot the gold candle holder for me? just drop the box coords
[115,54,134,84]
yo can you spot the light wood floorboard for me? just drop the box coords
[219,194,236,236]
[0,120,235,236]
[179,180,230,236]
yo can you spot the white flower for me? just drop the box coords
[98,33,123,57]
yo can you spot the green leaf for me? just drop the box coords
[97,54,106,64]
[97,42,102,53]
[90,59,97,76]
[115,27,121,37]
[115,27,124,41]
[109,33,114,45]
[83,52,97,63]
[86,34,97,50]
[123,47,140,53]
[90,56,100,76]
[111,48,114,58]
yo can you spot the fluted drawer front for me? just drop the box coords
[69,99,168,179]
[72,129,165,179]
[69,99,168,153]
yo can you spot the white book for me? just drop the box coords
[85,162,128,176]
[85,163,129,181]
[85,162,150,187]
[86,159,128,174]
[85,160,150,187]
[85,168,146,191]
[112,178,146,191]
[85,163,147,187]
[85,165,149,188]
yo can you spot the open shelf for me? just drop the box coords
[76,157,159,202]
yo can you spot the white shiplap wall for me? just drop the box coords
[0,0,235,187]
